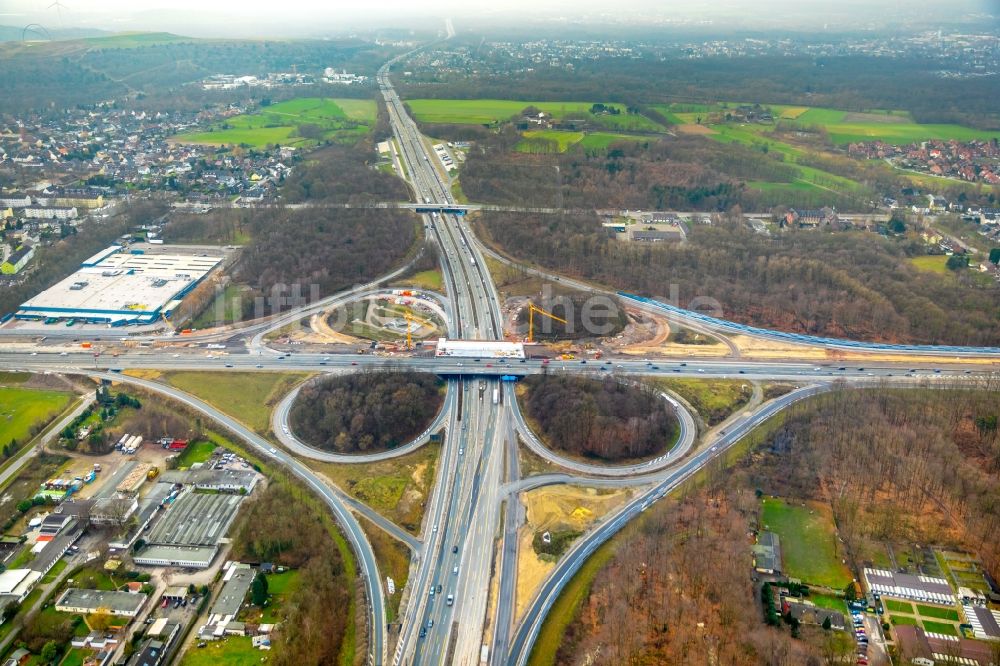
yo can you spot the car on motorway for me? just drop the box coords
[351,361,358,366]
[446,594,454,606]
[268,447,278,456]
[433,524,438,532]
[453,565,458,575]
[224,363,233,368]
[427,619,434,628]
[436,584,442,593]
[256,364,263,368]
[452,545,458,553]
[458,447,464,455]
[419,627,426,638]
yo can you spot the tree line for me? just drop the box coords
[478,212,1000,346]
[232,481,351,665]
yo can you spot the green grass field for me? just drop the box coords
[179,636,266,666]
[891,614,919,626]
[916,604,960,621]
[516,130,648,154]
[922,620,959,636]
[909,255,951,275]
[400,269,444,291]
[884,598,914,614]
[176,97,376,147]
[809,593,849,614]
[517,130,585,152]
[174,440,217,468]
[760,497,853,589]
[656,379,752,427]
[0,386,73,446]
[578,132,646,151]
[162,371,310,433]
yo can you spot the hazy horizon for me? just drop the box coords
[1,0,998,39]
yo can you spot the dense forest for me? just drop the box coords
[233,207,417,318]
[740,382,1000,579]
[479,213,1000,345]
[400,54,1000,130]
[0,36,396,115]
[555,381,1000,664]
[556,485,832,665]
[232,481,351,666]
[460,129,878,212]
[522,375,678,461]
[280,143,408,204]
[167,203,418,321]
[289,371,444,453]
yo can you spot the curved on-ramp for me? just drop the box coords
[510,386,697,477]
[271,376,455,463]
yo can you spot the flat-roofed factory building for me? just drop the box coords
[15,245,223,326]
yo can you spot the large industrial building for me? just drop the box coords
[15,245,222,326]
[133,490,246,569]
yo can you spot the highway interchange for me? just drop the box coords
[2,35,1000,666]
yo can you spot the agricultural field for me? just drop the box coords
[651,100,1000,199]
[760,497,853,589]
[0,386,73,445]
[175,97,376,147]
[654,101,1000,144]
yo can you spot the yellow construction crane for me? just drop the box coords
[527,302,567,343]
[404,310,417,350]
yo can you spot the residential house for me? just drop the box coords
[1,245,34,275]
